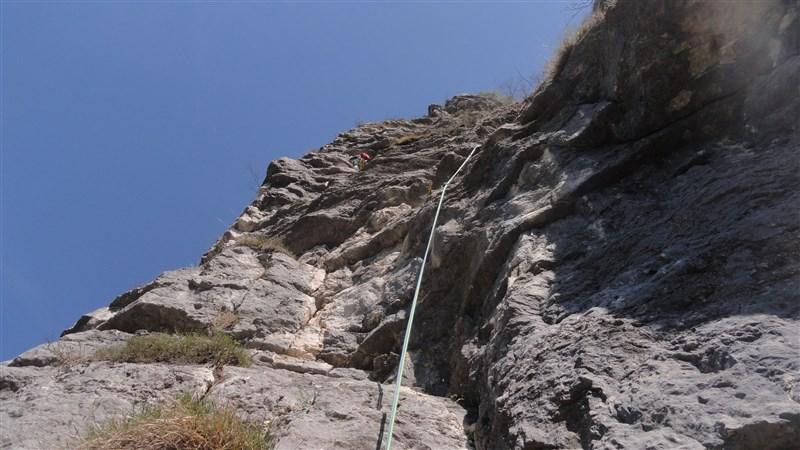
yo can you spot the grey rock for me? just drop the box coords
[0,361,466,450]
[0,363,211,450]
[10,330,131,367]
[3,1,800,448]
[444,94,507,114]
[213,366,468,450]
[61,306,116,336]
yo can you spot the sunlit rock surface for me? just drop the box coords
[2,1,798,448]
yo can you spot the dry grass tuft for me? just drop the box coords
[235,234,295,259]
[76,393,272,450]
[48,343,91,367]
[212,310,239,331]
[454,110,484,129]
[392,132,428,146]
[477,90,515,105]
[95,332,251,367]
[540,10,604,86]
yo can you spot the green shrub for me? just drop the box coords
[96,332,251,367]
[77,393,272,450]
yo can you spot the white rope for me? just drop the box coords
[384,144,481,450]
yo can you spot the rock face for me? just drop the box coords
[2,1,799,449]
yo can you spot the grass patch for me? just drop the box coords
[392,132,428,146]
[212,310,239,331]
[541,9,603,85]
[235,234,295,259]
[477,90,515,105]
[76,393,272,450]
[454,110,484,128]
[48,342,91,367]
[95,332,251,367]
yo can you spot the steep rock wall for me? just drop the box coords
[2,1,799,449]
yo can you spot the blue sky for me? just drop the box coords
[1,1,585,360]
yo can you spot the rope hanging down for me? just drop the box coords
[384,144,482,450]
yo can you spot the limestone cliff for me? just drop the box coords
[2,1,799,449]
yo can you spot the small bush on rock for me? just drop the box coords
[477,90,515,105]
[95,332,251,367]
[235,234,295,259]
[48,342,91,367]
[77,393,271,450]
[392,133,428,146]
[212,310,239,331]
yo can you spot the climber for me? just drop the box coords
[358,151,373,171]
[350,151,373,172]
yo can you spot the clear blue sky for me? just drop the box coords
[1,1,585,360]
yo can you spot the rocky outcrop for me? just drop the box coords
[2,0,799,449]
[1,357,466,450]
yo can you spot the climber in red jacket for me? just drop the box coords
[350,151,373,171]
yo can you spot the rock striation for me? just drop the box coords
[2,0,799,449]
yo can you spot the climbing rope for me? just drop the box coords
[384,144,481,450]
